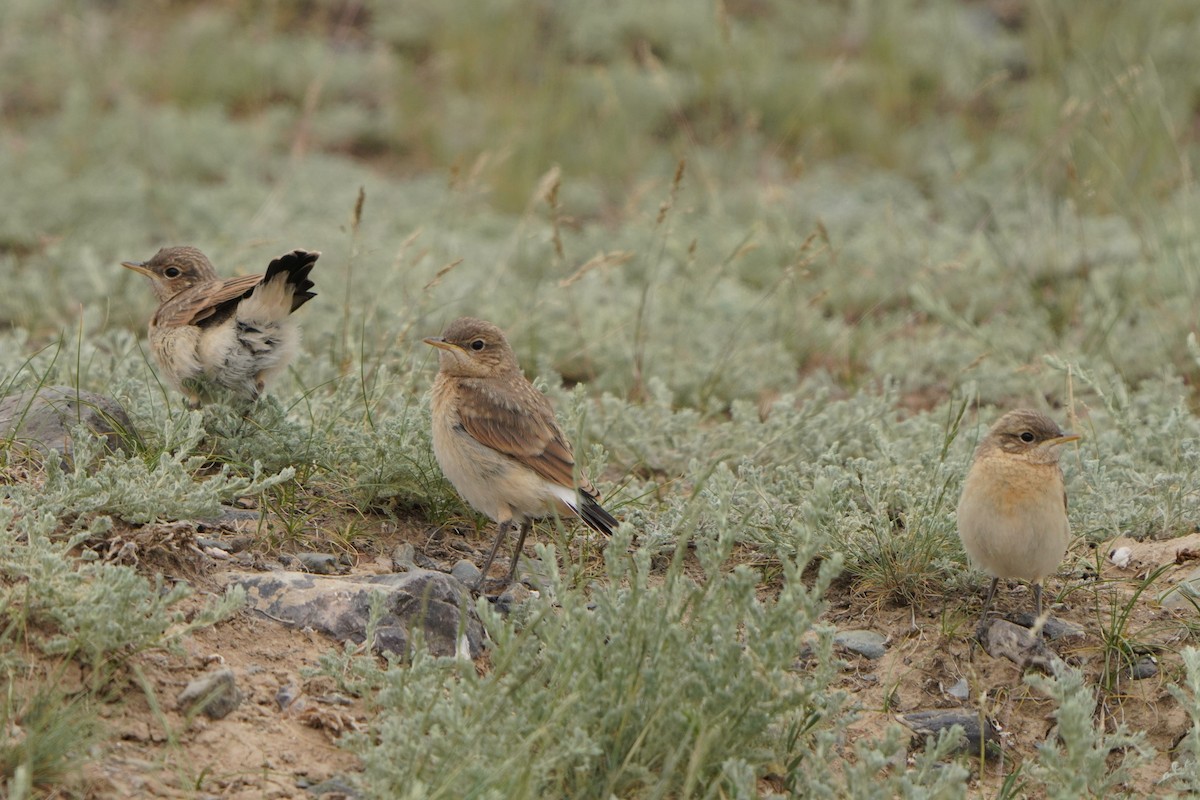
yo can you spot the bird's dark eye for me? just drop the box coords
[470,339,485,351]
[164,267,182,278]
[1019,431,1035,443]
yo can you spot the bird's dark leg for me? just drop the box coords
[1033,582,1043,617]
[979,576,1000,621]
[504,522,532,585]
[474,520,512,592]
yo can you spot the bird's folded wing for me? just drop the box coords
[457,378,599,498]
[154,274,265,328]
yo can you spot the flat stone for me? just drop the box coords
[897,710,1000,757]
[979,618,1064,672]
[177,668,242,720]
[946,677,970,701]
[0,386,137,467]
[1162,566,1200,611]
[1130,655,1158,680]
[302,775,359,798]
[834,629,887,660]
[296,553,342,575]
[227,569,484,659]
[1007,613,1086,641]
[450,559,482,587]
[392,543,416,571]
[493,582,534,615]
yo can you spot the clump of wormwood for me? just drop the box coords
[1025,663,1154,799]
[3,414,294,525]
[1164,647,1200,794]
[336,517,858,798]
[0,506,244,685]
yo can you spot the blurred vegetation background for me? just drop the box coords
[4,0,1199,412]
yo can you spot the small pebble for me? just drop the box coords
[897,710,1000,757]
[303,776,358,798]
[392,543,416,571]
[1162,566,1200,611]
[1007,613,1085,641]
[946,677,970,701]
[1130,655,1158,680]
[834,629,887,660]
[297,553,340,575]
[177,668,242,720]
[450,559,482,587]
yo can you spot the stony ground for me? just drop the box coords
[47,507,1200,798]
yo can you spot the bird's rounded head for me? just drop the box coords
[978,408,1080,465]
[423,316,519,378]
[122,246,219,303]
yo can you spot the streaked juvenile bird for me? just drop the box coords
[122,246,318,408]
[957,408,1080,622]
[424,317,618,589]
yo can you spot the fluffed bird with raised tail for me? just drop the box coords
[424,317,618,590]
[122,246,318,408]
[957,408,1080,623]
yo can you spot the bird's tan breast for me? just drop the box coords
[148,322,204,389]
[957,451,1070,581]
[430,375,564,523]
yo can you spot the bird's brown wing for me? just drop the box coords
[457,376,599,497]
[153,274,264,328]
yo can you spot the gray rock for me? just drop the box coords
[450,559,482,587]
[209,506,262,528]
[946,677,970,701]
[1007,613,1086,641]
[1130,655,1159,680]
[1162,567,1200,611]
[513,556,556,593]
[834,629,888,660]
[493,582,536,615]
[296,552,342,574]
[897,710,1000,757]
[228,569,485,659]
[392,543,416,571]
[275,683,301,710]
[177,668,242,719]
[979,618,1065,672]
[0,386,137,467]
[302,775,359,798]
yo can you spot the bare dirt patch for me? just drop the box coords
[36,517,1200,797]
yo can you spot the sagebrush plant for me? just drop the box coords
[1164,647,1200,794]
[0,507,244,683]
[4,417,295,526]
[1025,663,1155,799]
[337,522,857,799]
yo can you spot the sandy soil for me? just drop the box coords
[42,521,1200,798]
